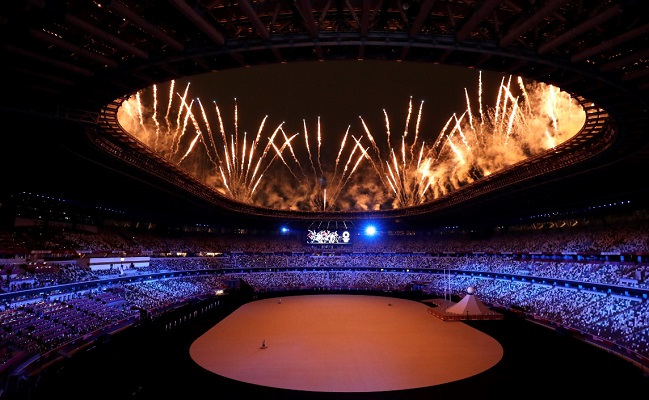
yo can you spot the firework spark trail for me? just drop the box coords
[335,139,364,188]
[335,144,368,204]
[321,135,371,207]
[504,101,519,147]
[454,112,471,152]
[383,109,391,145]
[230,133,237,182]
[416,158,430,188]
[431,112,465,162]
[501,87,520,146]
[178,101,208,164]
[499,76,514,136]
[401,135,407,173]
[511,88,533,140]
[290,119,371,210]
[391,147,402,192]
[352,134,396,197]
[411,100,424,164]
[518,76,532,117]
[473,71,487,148]
[358,117,390,189]
[401,97,414,171]
[317,116,324,178]
[270,140,301,182]
[219,166,231,194]
[195,98,221,168]
[238,121,286,196]
[232,99,240,179]
[178,129,201,164]
[251,122,285,182]
[244,115,268,184]
[360,117,379,157]
[165,80,175,122]
[178,100,193,154]
[213,102,232,178]
[172,95,194,155]
[333,126,350,179]
[419,165,434,201]
[446,136,465,165]
[303,119,317,177]
[547,85,559,135]
[387,150,402,200]
[403,96,413,140]
[465,88,475,132]
[249,172,263,196]
[196,98,285,198]
[416,142,425,170]
[478,71,484,123]
[237,117,286,198]
[172,83,191,151]
[196,127,220,169]
[240,132,247,182]
[279,127,306,179]
[493,76,505,127]
[464,88,483,147]
[152,85,161,148]
[432,114,455,155]
[135,92,147,137]
[359,116,385,167]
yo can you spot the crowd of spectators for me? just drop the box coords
[1,208,649,383]
[1,208,648,256]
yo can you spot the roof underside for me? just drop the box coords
[2,0,649,229]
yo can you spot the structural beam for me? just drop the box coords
[239,0,270,41]
[500,0,568,47]
[572,23,649,63]
[359,0,371,37]
[64,14,148,59]
[107,0,185,52]
[169,0,225,45]
[409,0,437,39]
[296,0,319,38]
[537,5,621,55]
[455,0,502,42]
[28,29,119,68]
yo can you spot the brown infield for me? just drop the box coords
[190,294,503,393]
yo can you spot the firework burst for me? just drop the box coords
[357,71,585,208]
[117,71,585,212]
[118,82,287,204]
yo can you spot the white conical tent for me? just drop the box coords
[446,286,494,316]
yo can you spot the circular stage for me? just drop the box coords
[189,294,503,392]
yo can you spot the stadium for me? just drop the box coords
[1,1,649,399]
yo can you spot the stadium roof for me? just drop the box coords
[1,0,649,231]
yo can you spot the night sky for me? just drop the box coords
[171,60,507,159]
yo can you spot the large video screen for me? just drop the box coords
[306,229,352,245]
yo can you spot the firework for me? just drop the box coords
[117,72,585,212]
[356,71,585,208]
[118,83,287,204]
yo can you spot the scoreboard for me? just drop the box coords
[306,229,352,245]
